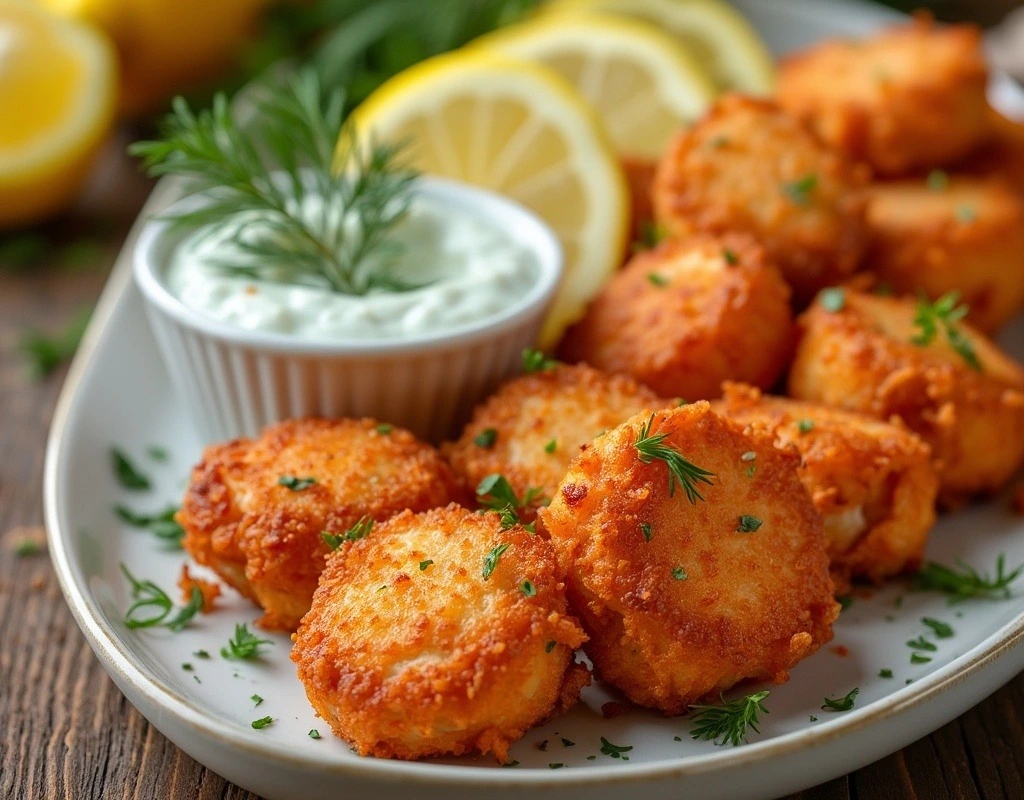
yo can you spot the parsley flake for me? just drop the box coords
[520,580,537,597]
[419,559,433,571]
[647,272,669,288]
[544,438,557,454]
[911,292,981,371]
[251,716,273,730]
[821,687,859,712]
[112,449,151,491]
[879,668,893,678]
[906,636,937,652]
[308,729,321,739]
[782,174,818,206]
[322,516,373,550]
[737,515,762,533]
[278,475,316,491]
[522,348,558,373]
[251,694,264,707]
[797,419,814,434]
[599,737,633,759]
[221,623,272,660]
[911,653,932,664]
[147,445,169,461]
[482,543,511,580]
[922,617,954,638]
[375,423,393,435]
[640,522,653,542]
[561,738,575,747]
[672,566,688,581]
[820,287,846,312]
[723,248,739,265]
[474,428,498,448]
[545,640,556,653]
[115,504,184,547]
[927,169,949,191]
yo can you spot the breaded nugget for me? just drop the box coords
[777,17,989,176]
[178,418,464,631]
[292,504,588,761]
[540,403,838,713]
[714,383,938,587]
[558,232,793,400]
[957,109,1024,200]
[622,156,659,248]
[652,94,868,302]
[789,289,1024,500]
[864,174,1024,333]
[444,363,663,517]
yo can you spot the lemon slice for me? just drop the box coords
[0,0,116,227]
[544,0,775,95]
[473,14,715,161]
[351,51,629,349]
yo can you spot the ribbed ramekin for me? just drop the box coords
[132,177,563,443]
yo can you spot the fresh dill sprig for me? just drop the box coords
[911,292,981,371]
[689,690,770,747]
[221,623,273,660]
[130,68,419,296]
[912,555,1022,603]
[634,414,715,503]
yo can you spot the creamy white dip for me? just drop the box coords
[164,195,541,341]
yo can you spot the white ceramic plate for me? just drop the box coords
[44,2,1024,799]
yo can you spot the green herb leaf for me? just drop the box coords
[631,220,667,253]
[922,617,954,638]
[544,438,557,454]
[821,687,858,712]
[545,640,556,653]
[689,690,770,746]
[927,169,949,191]
[520,580,536,597]
[251,716,274,729]
[838,595,853,611]
[193,649,211,659]
[120,564,198,631]
[474,428,498,448]
[522,348,558,373]
[672,566,688,581]
[221,623,272,660]
[634,414,715,503]
[723,248,738,265]
[906,636,937,652]
[782,174,818,206]
[482,543,511,580]
[115,504,184,547]
[13,539,43,558]
[147,445,169,462]
[911,292,981,371]
[321,516,374,550]
[18,307,91,379]
[419,559,433,571]
[278,475,317,491]
[911,652,932,664]
[640,522,652,542]
[820,287,846,313]
[737,515,762,533]
[797,419,814,434]
[879,668,893,678]
[647,272,669,288]
[166,586,204,632]
[912,555,1021,602]
[308,729,321,739]
[561,737,575,747]
[112,449,152,491]
[599,736,633,759]
[375,423,393,435]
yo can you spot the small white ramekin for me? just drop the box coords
[133,177,563,443]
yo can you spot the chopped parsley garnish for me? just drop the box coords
[782,174,818,206]
[501,760,519,768]
[112,449,151,491]
[599,736,633,759]
[647,272,669,288]
[119,564,201,632]
[220,623,272,660]
[419,559,433,571]
[375,423,393,435]
[520,580,536,597]
[640,522,653,542]
[544,438,557,454]
[537,740,548,751]
[922,617,954,638]
[723,248,739,265]
[549,763,564,769]
[321,516,374,550]
[561,738,575,747]
[737,515,762,533]
[632,220,668,252]
[482,543,511,580]
[927,169,949,192]
[308,729,321,739]
[911,653,932,664]
[906,636,937,652]
[809,715,818,722]
[193,649,211,659]
[476,474,542,532]
[912,555,1021,602]
[115,504,184,547]
[956,204,976,223]
[672,566,688,581]
[474,428,498,448]
[278,475,316,491]
[821,687,859,712]
[181,663,193,671]
[837,595,853,611]
[820,287,846,312]
[18,306,91,378]
[879,668,893,678]
[251,694,264,707]
[797,419,814,434]
[522,348,558,373]
[14,539,43,558]
[634,414,715,503]
[147,445,169,461]
[251,716,273,730]
[911,291,981,371]
[689,690,769,746]
[545,640,556,653]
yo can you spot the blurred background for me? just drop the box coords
[1,0,1022,380]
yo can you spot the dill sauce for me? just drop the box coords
[164,196,541,341]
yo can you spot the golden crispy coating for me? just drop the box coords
[178,418,464,631]
[292,504,588,761]
[789,289,1024,500]
[777,17,989,176]
[540,403,838,714]
[557,232,793,400]
[652,94,868,302]
[864,175,1024,333]
[622,156,658,248]
[714,383,938,587]
[957,109,1024,201]
[443,364,663,517]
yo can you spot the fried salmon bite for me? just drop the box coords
[789,289,1024,501]
[713,383,938,588]
[291,504,589,761]
[864,175,1024,333]
[539,403,838,714]
[651,95,868,303]
[443,363,663,518]
[178,418,464,631]
[777,17,989,176]
[557,233,793,400]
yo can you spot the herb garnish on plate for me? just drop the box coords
[689,690,770,746]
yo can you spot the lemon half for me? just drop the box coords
[351,51,629,348]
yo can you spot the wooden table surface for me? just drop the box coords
[3,141,1024,800]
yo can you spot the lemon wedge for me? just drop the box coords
[0,0,116,228]
[473,14,715,161]
[351,51,629,349]
[544,0,775,95]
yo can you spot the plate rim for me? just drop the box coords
[43,1,1024,790]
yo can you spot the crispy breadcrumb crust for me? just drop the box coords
[777,16,989,176]
[291,504,588,761]
[558,232,794,399]
[957,109,1024,200]
[178,418,465,631]
[443,364,664,517]
[789,289,1024,501]
[652,94,868,303]
[715,383,938,586]
[540,403,838,714]
[864,175,1024,333]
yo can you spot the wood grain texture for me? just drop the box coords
[1,143,1023,800]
